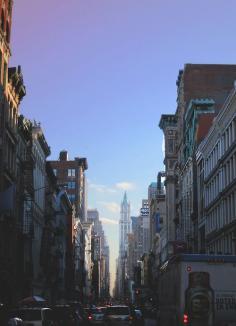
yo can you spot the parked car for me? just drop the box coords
[8,307,54,326]
[104,305,134,325]
[86,307,106,325]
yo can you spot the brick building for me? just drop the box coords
[49,150,88,221]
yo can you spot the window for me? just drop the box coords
[68,181,75,189]
[168,139,175,154]
[68,168,75,177]
[53,169,57,176]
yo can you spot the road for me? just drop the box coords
[145,318,157,326]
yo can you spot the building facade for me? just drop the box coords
[119,192,131,256]
[159,64,236,263]
[197,87,236,255]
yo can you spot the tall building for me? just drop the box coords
[117,192,131,299]
[119,192,131,256]
[49,150,88,221]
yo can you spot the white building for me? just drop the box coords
[119,192,131,256]
[197,87,236,254]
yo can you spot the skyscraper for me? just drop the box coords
[119,192,131,256]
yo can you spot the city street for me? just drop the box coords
[1,2,236,326]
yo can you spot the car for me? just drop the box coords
[8,307,54,326]
[104,305,134,326]
[7,317,24,325]
[86,307,106,325]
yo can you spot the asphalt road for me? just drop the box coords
[145,318,157,326]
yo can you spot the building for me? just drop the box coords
[15,116,34,300]
[159,64,236,261]
[149,172,166,265]
[87,208,110,300]
[119,192,131,256]
[0,0,26,304]
[82,222,93,302]
[73,218,84,302]
[140,199,150,254]
[148,182,157,202]
[159,114,178,259]
[31,122,51,295]
[175,64,236,251]
[196,86,236,255]
[87,209,104,239]
[118,192,131,299]
[99,242,110,300]
[91,234,101,302]
[49,150,88,221]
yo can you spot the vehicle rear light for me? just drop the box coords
[88,315,93,320]
[183,314,189,324]
[129,315,133,320]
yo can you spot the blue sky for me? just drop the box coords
[10,0,236,290]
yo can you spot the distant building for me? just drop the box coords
[88,209,103,237]
[148,182,157,202]
[159,114,178,259]
[149,172,166,261]
[88,208,110,300]
[140,200,150,254]
[118,192,131,299]
[119,192,131,256]
[82,222,93,302]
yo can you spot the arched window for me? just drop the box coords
[1,10,5,32]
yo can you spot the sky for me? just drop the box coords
[10,0,236,292]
